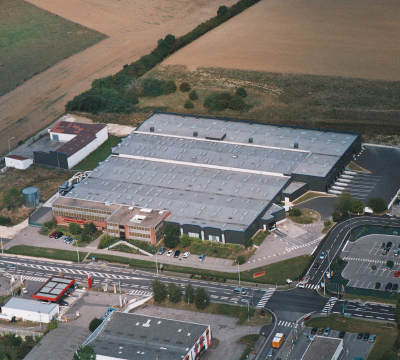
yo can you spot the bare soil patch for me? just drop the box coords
[163,0,400,81]
[0,0,238,155]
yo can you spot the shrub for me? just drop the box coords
[141,78,165,97]
[164,226,180,248]
[324,219,332,227]
[184,99,194,109]
[387,260,394,268]
[80,232,89,243]
[83,222,97,235]
[332,210,341,222]
[163,80,177,94]
[228,95,246,110]
[68,222,81,235]
[179,82,191,92]
[235,87,248,98]
[351,200,364,214]
[152,279,167,303]
[368,197,387,213]
[0,217,11,226]
[45,321,58,334]
[371,265,377,270]
[236,255,245,265]
[204,92,232,111]
[288,208,302,217]
[183,282,195,303]
[98,234,119,249]
[180,234,191,247]
[168,282,182,303]
[194,287,210,310]
[244,238,254,248]
[335,191,354,214]
[89,317,102,332]
[217,5,228,16]
[189,90,198,101]
[44,218,57,230]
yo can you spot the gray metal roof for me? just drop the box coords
[303,336,343,360]
[66,156,289,231]
[88,312,209,360]
[3,298,58,314]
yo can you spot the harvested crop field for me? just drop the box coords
[163,0,400,81]
[0,0,238,155]
[0,0,105,97]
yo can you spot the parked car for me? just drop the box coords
[49,231,58,238]
[385,282,393,291]
[54,232,63,239]
[63,236,72,243]
[174,250,180,258]
[6,264,16,270]
[395,271,400,277]
[323,327,331,336]
[90,256,98,262]
[319,252,326,259]
[363,332,370,341]
[312,263,320,270]
[317,328,324,335]
[369,334,377,343]
[167,250,174,257]
[393,284,398,292]
[357,332,363,339]
[387,241,393,249]
[234,287,247,295]
[382,249,388,255]
[183,252,190,258]
[268,349,273,357]
[338,331,346,339]
[311,328,317,335]
[158,247,166,255]
[59,300,69,307]
[22,288,28,294]
[394,250,399,257]
[199,254,206,262]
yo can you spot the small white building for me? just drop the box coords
[5,155,33,170]
[1,298,59,323]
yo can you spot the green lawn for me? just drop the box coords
[306,315,398,360]
[73,135,122,170]
[253,230,269,246]
[0,0,106,96]
[89,253,312,285]
[6,245,87,263]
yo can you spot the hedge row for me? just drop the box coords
[65,0,262,114]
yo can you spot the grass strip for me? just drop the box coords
[292,192,328,205]
[306,315,398,360]
[90,253,312,285]
[6,245,87,263]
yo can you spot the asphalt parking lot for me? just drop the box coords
[341,234,400,291]
[289,327,374,360]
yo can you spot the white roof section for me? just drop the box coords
[3,298,58,314]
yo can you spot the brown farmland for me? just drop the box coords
[0,0,237,155]
[163,0,400,81]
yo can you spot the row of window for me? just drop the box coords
[54,205,111,216]
[128,225,150,232]
[55,210,106,222]
[128,232,151,239]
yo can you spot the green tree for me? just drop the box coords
[351,200,364,214]
[189,90,198,101]
[335,191,354,214]
[168,282,182,303]
[332,210,341,222]
[387,260,394,268]
[236,255,245,265]
[204,92,232,111]
[89,318,102,332]
[371,265,376,270]
[83,222,97,235]
[69,222,82,235]
[73,345,96,360]
[217,5,228,16]
[152,279,167,303]
[81,232,89,244]
[228,95,246,110]
[180,234,191,247]
[164,226,180,248]
[44,218,57,230]
[179,82,191,92]
[243,239,253,248]
[324,219,332,227]
[0,217,11,226]
[184,99,194,109]
[163,80,177,94]
[183,281,195,303]
[194,287,210,310]
[2,188,22,210]
[368,197,387,213]
[235,87,248,98]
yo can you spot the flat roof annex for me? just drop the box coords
[32,276,75,302]
[3,297,58,314]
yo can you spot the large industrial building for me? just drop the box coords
[82,312,211,360]
[53,112,361,244]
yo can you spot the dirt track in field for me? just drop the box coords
[163,0,400,80]
[0,0,237,155]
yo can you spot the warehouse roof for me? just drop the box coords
[66,156,289,231]
[50,117,105,135]
[3,298,58,314]
[87,312,209,360]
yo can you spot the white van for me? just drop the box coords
[234,287,247,295]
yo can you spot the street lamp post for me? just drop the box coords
[236,260,241,285]
[8,136,15,155]
[348,211,352,238]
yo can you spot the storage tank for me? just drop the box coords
[22,187,40,208]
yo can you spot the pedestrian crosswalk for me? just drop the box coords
[286,238,320,253]
[23,276,48,283]
[277,320,295,328]
[129,289,153,297]
[256,288,275,309]
[322,297,338,314]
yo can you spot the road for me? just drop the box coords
[1,215,399,359]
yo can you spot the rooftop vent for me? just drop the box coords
[150,126,155,132]
[294,142,299,149]
[105,201,111,206]
[193,131,198,137]
[248,137,253,143]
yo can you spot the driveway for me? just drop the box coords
[296,196,336,220]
